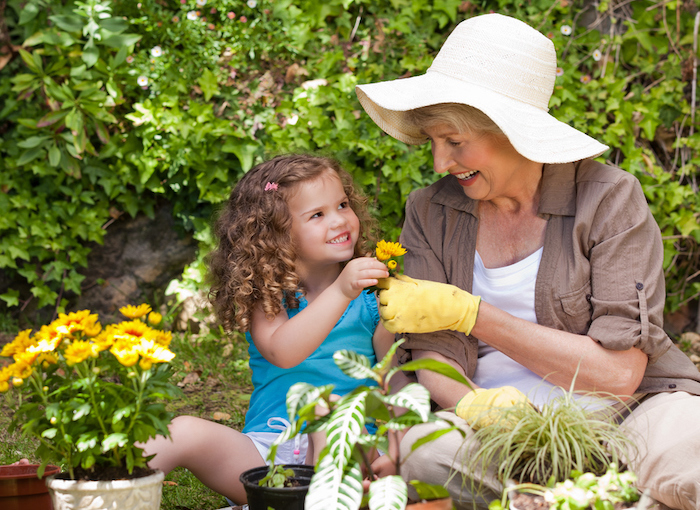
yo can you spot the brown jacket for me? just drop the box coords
[399,159,700,396]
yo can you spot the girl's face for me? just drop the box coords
[288,171,360,273]
[424,123,535,202]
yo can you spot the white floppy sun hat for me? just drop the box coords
[355,13,608,164]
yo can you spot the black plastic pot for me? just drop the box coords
[240,464,314,510]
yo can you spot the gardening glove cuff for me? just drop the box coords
[377,274,481,335]
[456,386,529,430]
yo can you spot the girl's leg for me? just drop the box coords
[142,415,265,504]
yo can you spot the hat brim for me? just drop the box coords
[356,71,609,164]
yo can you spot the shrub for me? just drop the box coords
[1,0,698,317]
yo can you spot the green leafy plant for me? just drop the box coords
[0,303,181,479]
[268,338,468,510]
[258,464,298,488]
[490,464,641,510]
[465,385,637,508]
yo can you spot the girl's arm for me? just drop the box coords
[251,257,389,368]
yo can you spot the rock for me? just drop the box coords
[73,203,198,323]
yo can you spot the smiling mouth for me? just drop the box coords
[328,234,349,244]
[453,170,478,180]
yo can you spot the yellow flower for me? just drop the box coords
[1,329,36,358]
[110,345,139,367]
[63,340,94,366]
[120,304,152,319]
[37,353,58,368]
[152,330,172,347]
[375,240,407,261]
[137,339,175,370]
[113,320,151,341]
[10,361,33,380]
[387,260,398,270]
[52,310,102,339]
[92,326,116,352]
[148,312,162,325]
[12,377,23,387]
[0,366,13,392]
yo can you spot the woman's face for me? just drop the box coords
[424,123,536,202]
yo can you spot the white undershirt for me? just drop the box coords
[472,249,610,410]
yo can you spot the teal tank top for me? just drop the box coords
[243,291,379,434]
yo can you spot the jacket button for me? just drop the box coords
[669,384,677,389]
[636,283,644,290]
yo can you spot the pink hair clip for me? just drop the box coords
[264,182,278,191]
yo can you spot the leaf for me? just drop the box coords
[197,68,219,101]
[101,33,142,48]
[48,145,61,167]
[17,135,51,148]
[305,454,363,510]
[17,147,43,166]
[408,480,450,501]
[18,49,42,74]
[333,350,379,382]
[285,382,334,422]
[383,383,431,421]
[325,392,367,466]
[369,475,407,510]
[0,290,20,307]
[72,403,91,421]
[102,433,129,451]
[36,110,69,128]
[49,14,84,33]
[397,358,471,388]
[82,39,99,68]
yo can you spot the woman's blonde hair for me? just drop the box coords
[208,154,378,332]
[405,103,506,138]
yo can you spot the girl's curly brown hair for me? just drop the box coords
[208,154,379,332]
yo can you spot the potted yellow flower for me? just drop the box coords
[0,304,180,510]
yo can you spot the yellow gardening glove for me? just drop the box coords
[455,386,529,430]
[376,274,481,335]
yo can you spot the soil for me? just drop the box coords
[54,466,156,482]
[510,492,637,510]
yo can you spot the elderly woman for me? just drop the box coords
[356,13,700,510]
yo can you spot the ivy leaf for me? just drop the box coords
[0,290,20,307]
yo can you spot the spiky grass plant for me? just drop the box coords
[467,388,637,489]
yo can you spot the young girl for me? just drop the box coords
[143,154,396,504]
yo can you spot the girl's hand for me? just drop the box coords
[335,257,389,300]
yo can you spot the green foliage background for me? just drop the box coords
[1,0,699,316]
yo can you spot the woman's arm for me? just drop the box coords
[251,257,389,368]
[471,303,647,397]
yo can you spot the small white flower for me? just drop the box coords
[137,76,149,87]
[555,67,564,77]
[150,46,163,58]
[126,55,134,63]
[247,0,257,7]
[561,25,572,36]
[187,10,198,20]
[196,0,206,5]
[287,114,299,126]
[592,49,602,61]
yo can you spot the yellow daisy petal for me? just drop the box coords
[119,304,152,319]
[375,240,407,261]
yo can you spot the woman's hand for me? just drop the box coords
[455,386,530,429]
[377,275,481,335]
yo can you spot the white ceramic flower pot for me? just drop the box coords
[46,470,164,510]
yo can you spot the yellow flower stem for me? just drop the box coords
[26,369,75,478]
[77,361,113,460]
